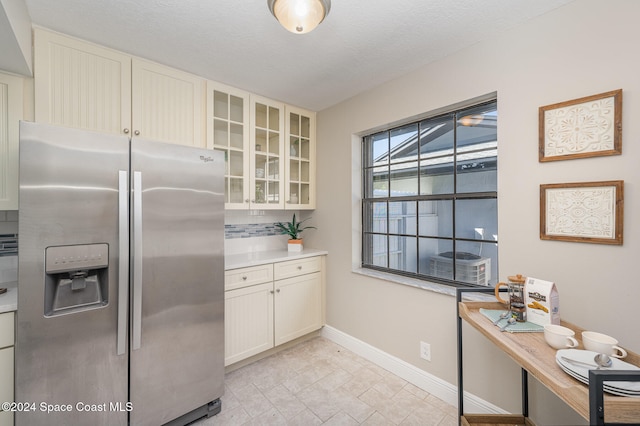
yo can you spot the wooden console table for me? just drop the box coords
[456,287,640,425]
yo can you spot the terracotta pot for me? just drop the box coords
[288,239,303,252]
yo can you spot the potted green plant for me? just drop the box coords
[275,213,316,252]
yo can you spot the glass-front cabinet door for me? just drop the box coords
[208,88,314,211]
[251,96,285,209]
[207,82,250,209]
[285,106,316,210]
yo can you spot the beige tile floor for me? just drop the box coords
[195,336,457,425]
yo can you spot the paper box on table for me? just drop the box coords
[525,277,560,326]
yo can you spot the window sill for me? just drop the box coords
[352,267,495,301]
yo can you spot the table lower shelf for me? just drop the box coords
[461,414,535,426]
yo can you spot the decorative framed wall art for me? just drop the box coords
[539,89,622,162]
[540,181,623,245]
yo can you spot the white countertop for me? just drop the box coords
[0,281,17,313]
[225,248,328,270]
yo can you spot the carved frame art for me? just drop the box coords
[540,181,623,245]
[539,89,622,162]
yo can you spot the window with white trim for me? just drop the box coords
[362,99,498,287]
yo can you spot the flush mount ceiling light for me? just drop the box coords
[267,0,331,34]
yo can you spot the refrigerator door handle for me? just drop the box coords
[132,171,143,351]
[117,170,129,356]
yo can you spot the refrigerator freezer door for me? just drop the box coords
[16,122,129,426]
[129,138,224,425]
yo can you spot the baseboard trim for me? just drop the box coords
[320,325,507,415]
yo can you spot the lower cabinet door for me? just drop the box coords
[0,346,13,426]
[224,283,274,366]
[0,409,13,426]
[274,272,322,346]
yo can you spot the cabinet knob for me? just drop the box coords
[297,266,302,270]
[276,288,281,293]
[270,290,274,294]
[242,276,247,281]
[245,199,250,203]
[123,128,130,134]
[134,130,141,136]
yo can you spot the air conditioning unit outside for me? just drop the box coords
[429,251,491,286]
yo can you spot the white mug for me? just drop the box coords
[544,324,579,349]
[582,331,628,359]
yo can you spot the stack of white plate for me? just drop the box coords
[556,349,640,397]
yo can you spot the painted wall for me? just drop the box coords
[310,1,639,424]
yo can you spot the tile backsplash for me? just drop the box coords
[225,223,281,239]
[224,221,289,256]
[223,210,314,255]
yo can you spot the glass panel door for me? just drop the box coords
[252,98,284,208]
[286,108,314,208]
[208,85,249,208]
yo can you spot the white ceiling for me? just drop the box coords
[23,0,573,111]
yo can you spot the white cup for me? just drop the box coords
[544,324,579,349]
[582,331,627,358]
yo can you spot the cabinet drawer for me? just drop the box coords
[0,313,14,349]
[274,256,321,280]
[225,264,274,291]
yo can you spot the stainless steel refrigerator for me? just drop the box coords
[16,121,225,425]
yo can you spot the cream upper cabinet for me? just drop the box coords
[250,95,285,209]
[207,82,251,208]
[132,58,204,147]
[34,28,205,148]
[34,28,132,135]
[0,72,23,210]
[284,105,316,210]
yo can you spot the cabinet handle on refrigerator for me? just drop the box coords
[132,171,143,350]
[117,171,129,356]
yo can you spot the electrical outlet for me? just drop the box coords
[420,341,431,361]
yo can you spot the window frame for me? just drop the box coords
[361,98,498,288]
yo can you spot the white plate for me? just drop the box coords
[556,349,640,395]
[556,360,640,397]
